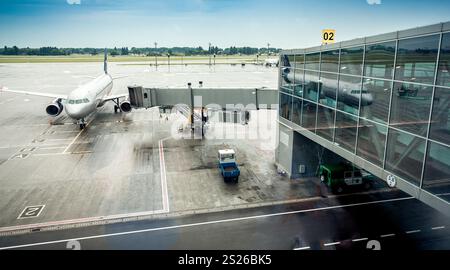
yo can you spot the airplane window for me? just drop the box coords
[76,99,82,104]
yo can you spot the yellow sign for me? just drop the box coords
[322,29,336,44]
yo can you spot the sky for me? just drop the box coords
[0,0,450,49]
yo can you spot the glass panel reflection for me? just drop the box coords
[293,54,305,69]
[302,100,317,131]
[318,72,338,108]
[429,87,450,145]
[395,35,439,85]
[304,71,320,101]
[279,93,292,120]
[321,50,340,73]
[423,142,450,202]
[337,75,361,115]
[390,82,433,137]
[437,33,450,87]
[292,97,302,126]
[385,128,425,187]
[305,52,321,70]
[360,78,391,124]
[364,41,396,79]
[316,105,335,141]
[340,46,364,76]
[293,69,304,97]
[357,119,387,167]
[335,111,358,152]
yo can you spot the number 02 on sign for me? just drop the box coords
[322,29,336,44]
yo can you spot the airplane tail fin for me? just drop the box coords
[104,48,108,74]
[281,54,291,67]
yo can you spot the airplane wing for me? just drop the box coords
[102,93,128,102]
[0,87,67,99]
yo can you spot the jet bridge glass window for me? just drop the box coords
[364,41,396,79]
[385,128,426,187]
[422,142,450,202]
[340,46,364,76]
[337,75,361,115]
[293,54,305,69]
[356,118,387,167]
[394,35,440,85]
[389,82,433,137]
[304,71,320,102]
[320,50,340,73]
[360,78,391,124]
[292,97,302,126]
[316,105,335,142]
[429,87,450,145]
[279,93,292,120]
[305,52,321,70]
[301,100,317,132]
[318,72,338,107]
[334,111,358,153]
[437,33,450,87]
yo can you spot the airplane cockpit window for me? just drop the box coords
[75,99,82,104]
[83,98,89,103]
[68,100,75,104]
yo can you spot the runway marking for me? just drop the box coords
[159,138,170,213]
[324,242,341,247]
[380,233,396,238]
[0,196,414,250]
[406,230,421,234]
[38,147,67,150]
[431,226,445,230]
[293,246,311,250]
[63,123,91,154]
[352,238,368,242]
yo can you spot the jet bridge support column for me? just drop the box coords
[188,83,194,132]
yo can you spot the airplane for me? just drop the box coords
[0,49,132,130]
[264,58,279,67]
[281,55,373,107]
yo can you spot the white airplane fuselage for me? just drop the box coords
[65,74,113,120]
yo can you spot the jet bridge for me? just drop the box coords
[127,85,278,110]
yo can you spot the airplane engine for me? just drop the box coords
[45,98,64,117]
[119,100,132,113]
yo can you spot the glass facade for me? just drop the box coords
[279,29,450,202]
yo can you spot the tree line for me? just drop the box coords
[0,46,282,56]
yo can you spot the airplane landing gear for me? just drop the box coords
[78,118,87,130]
[114,105,119,113]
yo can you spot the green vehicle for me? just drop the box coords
[318,163,374,193]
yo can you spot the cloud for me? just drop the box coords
[367,0,381,5]
[67,0,81,5]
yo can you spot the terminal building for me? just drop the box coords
[276,22,450,215]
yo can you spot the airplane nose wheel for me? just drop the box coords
[78,118,87,130]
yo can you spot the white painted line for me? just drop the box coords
[324,242,341,247]
[159,139,170,213]
[293,246,311,250]
[352,238,368,242]
[431,226,445,230]
[0,196,414,250]
[406,230,421,234]
[32,153,67,157]
[380,233,395,238]
[62,127,87,154]
[38,147,67,150]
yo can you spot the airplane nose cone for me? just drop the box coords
[65,105,87,120]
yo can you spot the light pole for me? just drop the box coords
[154,42,158,69]
[267,43,270,56]
[209,43,212,66]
